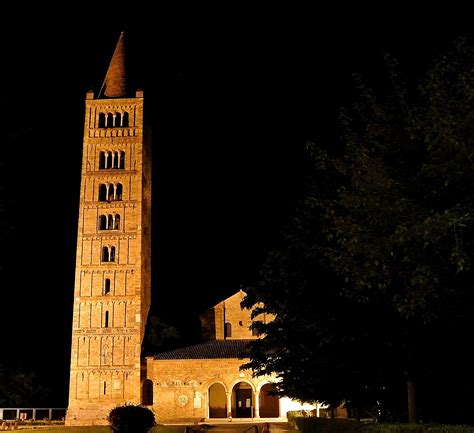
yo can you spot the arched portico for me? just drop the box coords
[258,383,280,418]
[208,382,227,418]
[231,381,254,418]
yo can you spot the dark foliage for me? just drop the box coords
[242,37,474,424]
[108,404,156,433]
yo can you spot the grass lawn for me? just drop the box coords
[17,426,185,433]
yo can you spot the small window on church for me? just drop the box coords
[104,311,109,328]
[104,278,111,295]
[103,381,107,395]
[224,322,232,338]
[115,112,122,127]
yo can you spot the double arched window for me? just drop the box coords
[98,111,129,128]
[98,183,123,202]
[101,246,116,263]
[99,151,125,169]
[98,214,120,230]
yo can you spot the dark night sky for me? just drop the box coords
[1,5,473,405]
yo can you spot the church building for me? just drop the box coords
[66,32,316,426]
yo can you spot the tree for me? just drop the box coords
[243,38,474,424]
[108,404,156,433]
[0,364,51,407]
[143,315,181,355]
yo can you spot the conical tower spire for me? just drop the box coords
[102,32,129,98]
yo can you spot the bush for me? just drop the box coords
[108,404,156,433]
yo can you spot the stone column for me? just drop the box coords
[254,391,260,418]
[226,392,232,418]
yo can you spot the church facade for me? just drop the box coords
[66,33,316,426]
[144,290,318,423]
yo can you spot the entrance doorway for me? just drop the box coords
[232,382,253,418]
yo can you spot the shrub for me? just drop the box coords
[108,404,156,433]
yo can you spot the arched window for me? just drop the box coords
[104,278,111,295]
[99,151,107,169]
[113,151,119,169]
[107,113,114,128]
[116,183,123,201]
[122,111,129,127]
[107,184,114,202]
[107,214,114,229]
[119,151,125,169]
[99,215,107,230]
[99,183,123,202]
[110,246,116,262]
[224,322,232,338]
[114,214,120,230]
[102,246,109,262]
[99,184,108,201]
[115,112,122,127]
[98,113,106,128]
[102,246,116,262]
[103,381,107,395]
[104,311,109,328]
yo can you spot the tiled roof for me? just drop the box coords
[153,339,253,360]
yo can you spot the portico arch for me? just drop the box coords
[232,381,254,418]
[259,383,280,418]
[208,382,227,418]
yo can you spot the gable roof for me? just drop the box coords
[153,339,253,360]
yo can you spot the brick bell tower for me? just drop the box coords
[66,32,152,425]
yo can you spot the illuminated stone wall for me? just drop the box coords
[66,89,151,426]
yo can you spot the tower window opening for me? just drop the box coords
[99,151,107,169]
[114,214,120,230]
[99,215,107,230]
[102,246,116,262]
[98,111,129,128]
[99,184,108,201]
[116,183,123,201]
[104,278,111,295]
[122,111,129,127]
[103,381,107,395]
[100,183,123,202]
[98,214,120,230]
[107,113,114,128]
[98,112,106,128]
[104,311,109,328]
[99,151,125,169]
